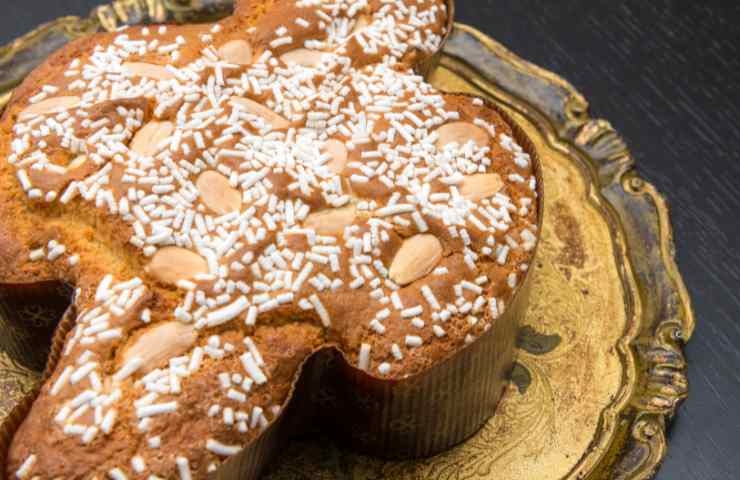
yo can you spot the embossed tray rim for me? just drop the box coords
[448,23,694,477]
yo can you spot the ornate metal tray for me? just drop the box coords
[0,1,694,479]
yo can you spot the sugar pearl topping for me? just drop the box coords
[6,0,539,477]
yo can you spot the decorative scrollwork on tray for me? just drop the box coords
[93,0,168,30]
[560,77,692,480]
[636,321,689,415]
[0,352,38,420]
[94,0,235,30]
[437,25,694,480]
[548,49,693,480]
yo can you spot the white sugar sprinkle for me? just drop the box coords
[176,456,192,480]
[15,454,36,479]
[405,335,423,347]
[136,401,177,418]
[206,438,241,456]
[240,352,267,384]
[358,343,371,371]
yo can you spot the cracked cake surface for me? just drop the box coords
[1,0,540,477]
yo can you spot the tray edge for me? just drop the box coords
[438,23,694,480]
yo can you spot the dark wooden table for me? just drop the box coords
[1,1,738,479]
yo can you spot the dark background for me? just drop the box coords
[2,1,738,479]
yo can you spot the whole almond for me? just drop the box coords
[218,40,253,65]
[229,97,290,130]
[196,170,242,215]
[146,247,209,285]
[389,234,443,285]
[460,173,504,201]
[304,205,356,236]
[121,321,197,375]
[436,122,489,150]
[122,62,176,81]
[280,49,326,68]
[19,96,80,119]
[130,121,174,157]
[323,139,348,174]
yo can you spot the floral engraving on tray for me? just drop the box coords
[0,352,37,419]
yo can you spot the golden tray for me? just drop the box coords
[0,1,694,479]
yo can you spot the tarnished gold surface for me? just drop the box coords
[0,4,694,479]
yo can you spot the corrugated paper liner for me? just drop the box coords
[0,15,545,477]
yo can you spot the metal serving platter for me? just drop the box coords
[0,1,694,479]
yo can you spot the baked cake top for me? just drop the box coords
[3,0,539,477]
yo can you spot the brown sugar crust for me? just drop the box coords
[2,0,541,478]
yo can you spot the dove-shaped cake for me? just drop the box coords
[2,0,542,477]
